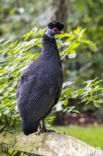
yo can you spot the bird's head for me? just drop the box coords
[45,21,64,39]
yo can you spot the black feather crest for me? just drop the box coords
[48,21,64,31]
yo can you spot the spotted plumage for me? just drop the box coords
[16,22,64,135]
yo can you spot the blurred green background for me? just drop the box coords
[0,0,103,155]
[1,0,103,84]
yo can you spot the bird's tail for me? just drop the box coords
[22,120,39,135]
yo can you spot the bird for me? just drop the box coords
[16,21,64,135]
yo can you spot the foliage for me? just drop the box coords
[0,0,48,40]
[66,0,103,83]
[1,0,103,85]
[0,26,101,128]
[0,28,44,127]
[1,0,103,118]
[56,78,103,113]
[0,149,37,156]
[0,0,103,155]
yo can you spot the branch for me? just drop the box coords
[0,131,103,156]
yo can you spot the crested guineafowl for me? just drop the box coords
[16,22,64,135]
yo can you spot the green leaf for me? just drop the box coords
[83,40,96,49]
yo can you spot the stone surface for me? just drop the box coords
[0,131,103,156]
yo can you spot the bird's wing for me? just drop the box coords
[16,70,36,98]
[17,73,55,122]
[27,87,55,121]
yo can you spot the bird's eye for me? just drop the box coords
[53,27,58,32]
[52,27,60,34]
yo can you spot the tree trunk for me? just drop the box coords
[49,0,68,30]
[49,0,69,123]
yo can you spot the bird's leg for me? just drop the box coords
[41,119,55,133]
[42,119,46,131]
[36,121,42,135]
[38,121,42,129]
[36,119,55,135]
[36,120,46,135]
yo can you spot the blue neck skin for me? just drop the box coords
[45,29,56,39]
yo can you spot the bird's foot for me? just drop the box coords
[36,128,55,135]
[45,129,55,133]
[36,119,55,135]
[36,128,46,135]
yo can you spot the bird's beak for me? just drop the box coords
[56,30,61,34]
[60,30,64,34]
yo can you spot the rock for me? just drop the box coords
[0,131,103,156]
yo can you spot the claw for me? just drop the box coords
[36,128,55,135]
[36,119,55,135]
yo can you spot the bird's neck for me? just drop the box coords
[45,28,55,39]
[42,34,60,58]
